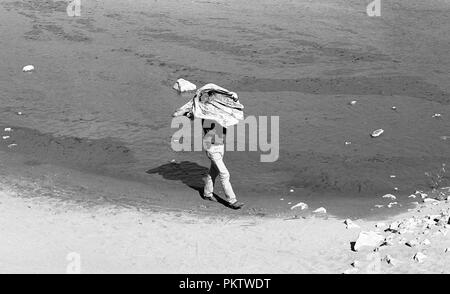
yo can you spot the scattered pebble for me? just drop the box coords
[383,254,399,266]
[387,202,398,208]
[353,231,384,251]
[422,239,431,246]
[370,129,384,138]
[345,141,351,145]
[313,207,327,214]
[432,113,442,118]
[344,219,360,229]
[382,194,396,200]
[413,252,427,263]
[22,65,35,72]
[290,202,308,210]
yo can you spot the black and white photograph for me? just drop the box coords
[0,0,449,277]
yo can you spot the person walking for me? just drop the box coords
[201,119,244,209]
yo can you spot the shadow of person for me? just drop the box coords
[146,161,230,207]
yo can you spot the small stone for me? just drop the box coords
[413,252,427,263]
[172,78,197,92]
[408,194,416,198]
[383,254,399,266]
[424,198,439,205]
[375,222,387,228]
[4,128,12,132]
[405,239,419,247]
[2,136,10,139]
[289,189,294,193]
[370,129,384,138]
[445,248,450,253]
[290,202,308,210]
[374,204,384,208]
[382,194,396,200]
[7,144,17,148]
[387,202,398,208]
[422,239,431,246]
[313,207,327,214]
[22,65,35,72]
[344,219,360,229]
[343,268,358,274]
[354,231,385,251]
[432,113,442,118]
[349,101,357,105]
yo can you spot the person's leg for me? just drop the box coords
[203,156,219,199]
[208,150,237,203]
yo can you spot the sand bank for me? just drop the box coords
[1,179,449,274]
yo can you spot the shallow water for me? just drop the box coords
[0,0,449,218]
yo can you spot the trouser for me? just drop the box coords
[203,144,237,202]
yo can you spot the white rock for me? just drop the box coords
[432,113,442,118]
[390,175,396,178]
[349,101,357,105]
[7,144,17,148]
[408,194,416,198]
[354,231,385,251]
[383,254,399,266]
[344,219,360,229]
[387,202,398,208]
[172,78,197,93]
[424,198,439,204]
[4,128,12,132]
[382,194,396,200]
[374,204,384,208]
[290,202,308,210]
[413,252,427,263]
[370,129,384,138]
[375,222,386,228]
[351,260,363,268]
[421,239,431,246]
[345,141,351,145]
[22,65,35,72]
[2,136,10,139]
[313,207,327,214]
[392,106,397,110]
[406,239,419,247]
[289,189,294,193]
[343,268,358,274]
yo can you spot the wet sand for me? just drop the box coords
[0,0,449,218]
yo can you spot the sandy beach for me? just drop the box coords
[1,175,450,274]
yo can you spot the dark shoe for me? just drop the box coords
[202,194,217,202]
[227,201,244,210]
